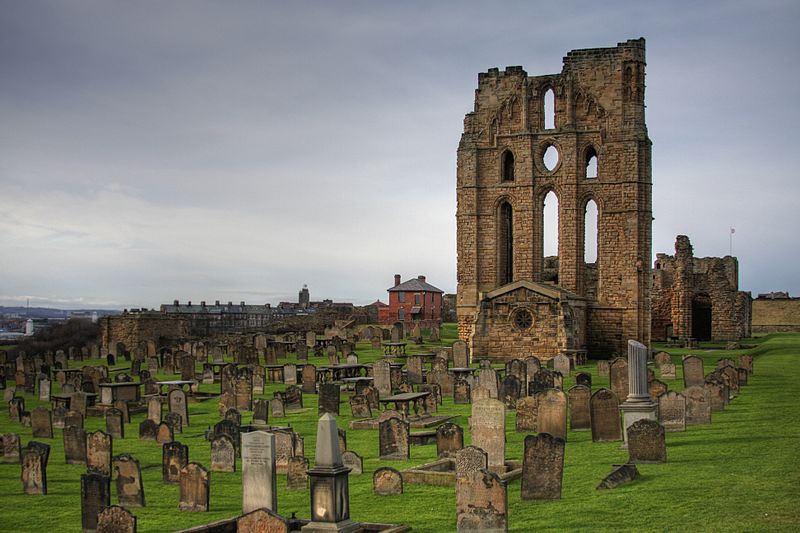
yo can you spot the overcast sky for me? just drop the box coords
[1,1,798,310]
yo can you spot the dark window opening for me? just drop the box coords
[502,150,515,181]
[692,295,712,341]
[499,202,513,285]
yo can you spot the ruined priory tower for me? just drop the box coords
[456,39,652,359]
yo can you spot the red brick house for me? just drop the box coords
[379,274,444,327]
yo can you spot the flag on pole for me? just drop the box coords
[730,227,735,234]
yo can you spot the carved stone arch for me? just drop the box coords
[581,143,599,179]
[493,193,518,212]
[499,148,515,182]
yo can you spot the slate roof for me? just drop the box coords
[387,278,444,293]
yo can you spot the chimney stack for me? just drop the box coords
[215,300,220,306]
[418,275,426,283]
[173,300,179,306]
[394,274,401,287]
[240,301,245,307]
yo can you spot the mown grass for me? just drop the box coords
[1,329,798,532]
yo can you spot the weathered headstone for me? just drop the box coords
[456,468,507,533]
[515,396,538,432]
[648,379,668,402]
[287,455,309,490]
[64,425,87,464]
[590,388,622,442]
[684,385,711,425]
[477,368,499,399]
[536,388,567,440]
[318,383,341,416]
[575,372,592,388]
[373,467,403,496]
[156,422,173,444]
[270,397,285,418]
[452,340,469,368]
[21,442,49,494]
[658,390,686,432]
[568,385,591,431]
[627,419,667,463]
[210,434,236,472]
[341,450,363,475]
[406,356,423,385]
[521,432,565,500]
[552,353,570,376]
[179,462,210,512]
[252,399,269,425]
[237,508,288,533]
[609,358,629,402]
[87,430,113,476]
[597,359,610,377]
[470,398,505,472]
[31,407,53,439]
[654,351,672,368]
[301,364,317,394]
[138,419,158,441]
[113,454,145,507]
[596,464,640,490]
[454,379,471,404]
[682,355,705,388]
[96,505,137,533]
[81,472,111,531]
[349,394,372,418]
[499,375,521,409]
[162,441,189,483]
[168,389,189,428]
[436,422,464,458]
[105,408,125,439]
[379,416,410,460]
[373,360,392,398]
[660,362,676,380]
[2,432,21,463]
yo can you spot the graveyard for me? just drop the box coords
[1,327,798,532]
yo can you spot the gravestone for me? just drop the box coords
[374,467,403,496]
[521,432,565,500]
[529,368,557,395]
[87,430,113,476]
[568,385,591,431]
[373,360,392,398]
[349,395,371,418]
[213,419,241,455]
[379,416,410,460]
[515,396,538,432]
[65,409,84,429]
[270,398,285,418]
[499,375,521,409]
[273,429,295,475]
[596,464,640,490]
[156,422,174,444]
[162,441,189,483]
[536,389,567,440]
[234,375,252,411]
[470,398,505,472]
[683,355,705,388]
[21,443,49,494]
[81,472,111,531]
[654,351,672,368]
[252,399,269,425]
[660,362,676,380]
[456,468,507,533]
[64,425,87,464]
[453,340,469,368]
[168,389,189,428]
[283,364,297,385]
[318,383,340,416]
[456,446,487,481]
[436,422,464,458]
[38,378,51,402]
[165,411,183,434]
[2,432,21,463]
[342,450,363,475]
[627,419,667,463]
[684,386,711,425]
[362,385,379,410]
[454,379,471,404]
[218,392,236,418]
[738,367,749,386]
[138,419,158,441]
[738,354,754,374]
[113,400,130,424]
[648,379,668,402]
[237,508,288,533]
[179,462,210,512]
[180,354,196,381]
[31,407,53,439]
[106,408,125,439]
[597,359,610,377]
[552,353,570,376]
[590,388,622,442]
[575,372,592,388]
[9,396,25,422]
[477,368,499,399]
[658,391,686,432]
[609,358,629,402]
[406,356,423,385]
[210,434,236,472]
[113,454,145,507]
[224,408,242,426]
[301,364,317,394]
[97,505,136,533]
[287,455,309,490]
[240,433,278,514]
[371,336,382,350]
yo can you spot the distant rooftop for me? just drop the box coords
[388,275,443,293]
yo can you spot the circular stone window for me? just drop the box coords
[543,144,559,171]
[513,308,534,331]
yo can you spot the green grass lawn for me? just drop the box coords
[1,329,799,532]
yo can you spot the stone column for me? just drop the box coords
[620,340,657,447]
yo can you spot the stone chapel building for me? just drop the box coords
[456,39,652,360]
